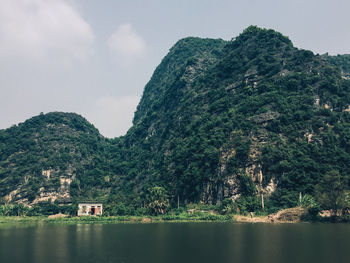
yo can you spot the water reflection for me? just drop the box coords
[0,222,349,263]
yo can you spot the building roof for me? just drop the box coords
[78,201,103,204]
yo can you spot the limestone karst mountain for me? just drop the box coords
[1,26,349,212]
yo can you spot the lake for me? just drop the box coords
[0,222,349,263]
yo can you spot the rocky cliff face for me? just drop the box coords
[1,26,349,208]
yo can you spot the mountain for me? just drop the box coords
[0,112,109,203]
[1,26,349,212]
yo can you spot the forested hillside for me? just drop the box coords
[327,54,350,78]
[0,112,110,204]
[1,26,349,215]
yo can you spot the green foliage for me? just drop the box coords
[218,198,236,214]
[238,173,256,196]
[235,196,261,214]
[0,202,76,216]
[0,204,30,216]
[315,170,350,216]
[300,194,321,217]
[327,54,350,78]
[0,112,111,203]
[146,186,170,215]
[104,203,130,216]
[28,201,77,216]
[300,194,318,208]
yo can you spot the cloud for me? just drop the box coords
[0,0,94,62]
[108,23,146,57]
[87,95,140,138]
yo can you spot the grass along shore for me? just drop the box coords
[0,213,234,225]
[1,207,349,225]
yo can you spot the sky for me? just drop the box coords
[1,0,350,138]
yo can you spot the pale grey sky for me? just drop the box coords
[1,0,350,137]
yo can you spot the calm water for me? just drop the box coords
[0,222,349,263]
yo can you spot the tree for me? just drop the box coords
[237,173,256,196]
[146,186,170,215]
[315,170,349,217]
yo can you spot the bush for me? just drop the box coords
[0,204,30,216]
[300,194,320,216]
[219,198,237,214]
[235,196,261,214]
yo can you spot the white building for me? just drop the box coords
[77,202,103,216]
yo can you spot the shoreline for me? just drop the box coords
[1,207,348,225]
[0,215,234,225]
[0,215,346,226]
[0,215,286,225]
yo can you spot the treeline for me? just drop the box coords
[0,201,76,216]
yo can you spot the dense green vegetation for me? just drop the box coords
[327,54,350,78]
[0,26,349,218]
[0,112,111,203]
